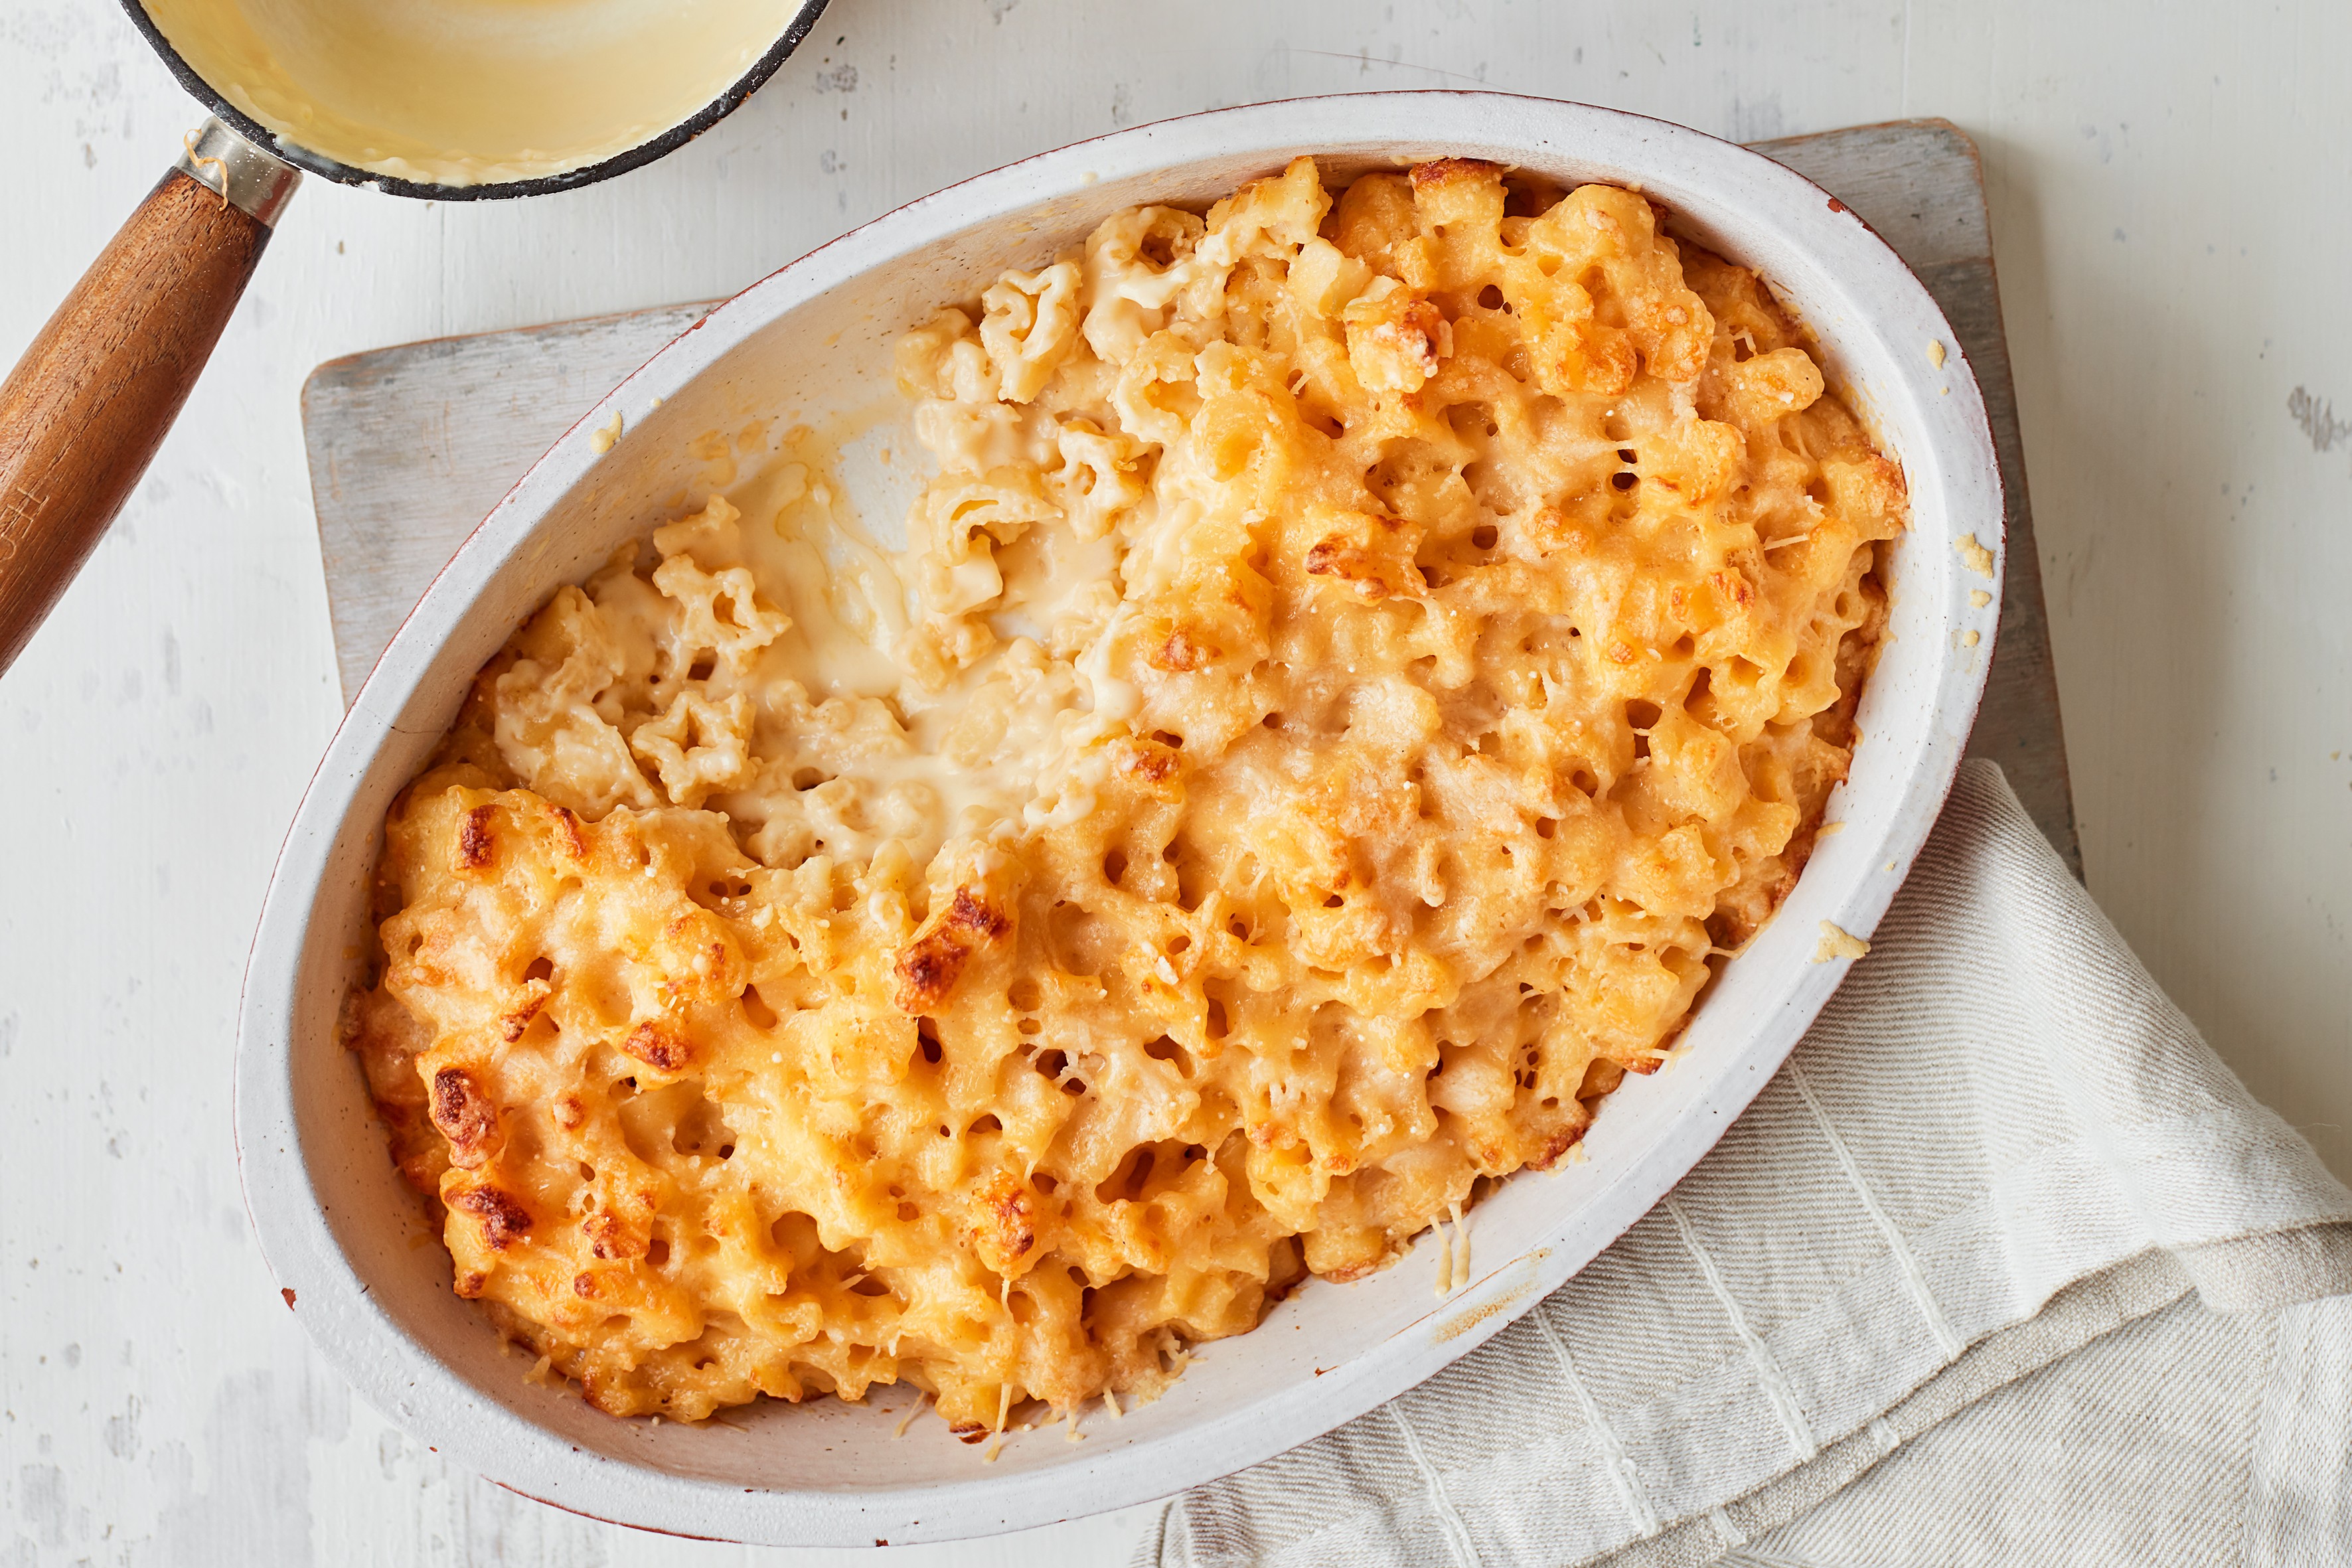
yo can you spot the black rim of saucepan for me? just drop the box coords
[115,0,832,200]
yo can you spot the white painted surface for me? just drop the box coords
[2,2,2345,1563]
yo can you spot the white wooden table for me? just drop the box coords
[4,3,2347,1563]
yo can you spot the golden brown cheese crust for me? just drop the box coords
[347,156,1901,1431]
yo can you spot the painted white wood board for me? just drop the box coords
[5,3,2348,1564]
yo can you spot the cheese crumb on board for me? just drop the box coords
[1812,921,1872,963]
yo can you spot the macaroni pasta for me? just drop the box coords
[347,155,1902,1435]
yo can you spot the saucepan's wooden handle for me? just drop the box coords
[0,119,300,676]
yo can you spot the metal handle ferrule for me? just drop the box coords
[174,118,301,228]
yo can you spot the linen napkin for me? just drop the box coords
[1136,761,2352,1568]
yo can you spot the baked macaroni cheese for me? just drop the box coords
[347,155,1903,1437]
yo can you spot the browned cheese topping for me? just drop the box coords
[345,155,1902,1433]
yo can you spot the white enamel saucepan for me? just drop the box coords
[0,0,830,675]
[236,92,2003,1547]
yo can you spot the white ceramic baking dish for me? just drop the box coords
[238,92,2002,1546]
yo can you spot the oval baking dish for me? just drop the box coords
[237,92,2002,1546]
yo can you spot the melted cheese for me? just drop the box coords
[349,156,1902,1434]
[570,420,1115,874]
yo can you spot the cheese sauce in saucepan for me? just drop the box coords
[139,0,811,187]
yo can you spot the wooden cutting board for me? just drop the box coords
[300,116,2080,875]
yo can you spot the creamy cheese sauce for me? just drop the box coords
[601,416,1118,873]
[141,0,803,186]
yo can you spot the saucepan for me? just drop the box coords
[0,0,830,674]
